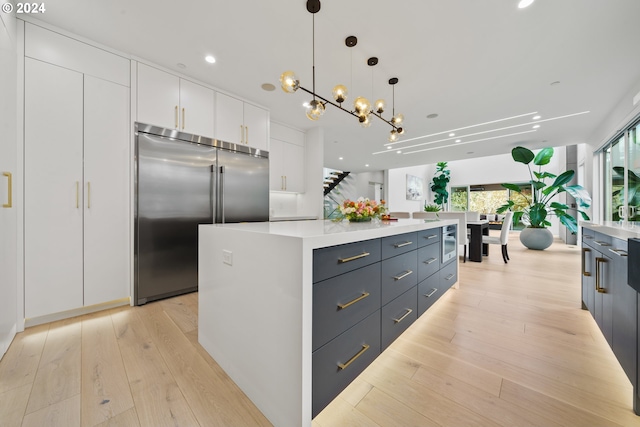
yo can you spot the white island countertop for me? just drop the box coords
[581,221,640,240]
[198,218,457,427]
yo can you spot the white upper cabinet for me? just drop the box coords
[137,63,214,138]
[215,92,269,151]
[269,123,305,193]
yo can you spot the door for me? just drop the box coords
[215,92,243,144]
[137,63,180,130]
[24,58,84,318]
[83,76,130,306]
[136,133,216,304]
[216,149,269,223]
[243,103,269,151]
[179,79,214,138]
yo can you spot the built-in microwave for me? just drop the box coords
[442,224,457,264]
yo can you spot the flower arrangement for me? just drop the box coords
[339,197,387,222]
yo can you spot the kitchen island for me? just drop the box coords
[198,218,458,427]
[580,221,640,415]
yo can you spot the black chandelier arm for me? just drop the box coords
[298,85,399,130]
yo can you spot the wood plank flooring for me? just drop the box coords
[2,232,640,426]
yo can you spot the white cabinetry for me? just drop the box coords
[269,124,305,193]
[137,63,214,138]
[215,92,269,151]
[24,57,129,319]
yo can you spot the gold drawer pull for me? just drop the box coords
[423,258,437,265]
[174,106,178,128]
[2,172,11,208]
[424,288,438,298]
[584,235,594,239]
[425,234,437,239]
[581,248,591,277]
[444,274,455,281]
[182,108,185,130]
[595,257,606,293]
[394,241,413,248]
[337,344,370,370]
[608,248,628,257]
[393,308,413,324]
[394,270,413,281]
[338,252,370,263]
[595,241,611,247]
[337,292,370,310]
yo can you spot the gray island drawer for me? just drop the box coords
[313,263,381,351]
[417,228,440,247]
[381,286,417,350]
[312,310,381,417]
[381,232,418,259]
[417,243,440,283]
[313,238,381,283]
[381,250,418,305]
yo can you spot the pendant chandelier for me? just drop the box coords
[279,0,405,142]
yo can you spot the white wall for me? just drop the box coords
[0,10,18,358]
[387,164,434,214]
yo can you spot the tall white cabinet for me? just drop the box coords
[23,24,130,320]
[269,123,306,193]
[137,63,215,138]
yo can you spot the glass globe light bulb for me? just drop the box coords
[353,96,371,117]
[360,114,372,128]
[279,71,300,93]
[388,129,399,142]
[374,99,386,114]
[305,100,325,121]
[332,85,348,104]
[397,127,405,135]
[392,113,404,125]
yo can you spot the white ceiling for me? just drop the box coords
[31,0,640,173]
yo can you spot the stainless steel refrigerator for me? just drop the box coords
[134,123,269,305]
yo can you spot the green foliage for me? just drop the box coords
[612,167,640,221]
[497,146,591,234]
[423,203,441,212]
[431,162,450,210]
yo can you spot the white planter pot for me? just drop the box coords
[519,227,553,250]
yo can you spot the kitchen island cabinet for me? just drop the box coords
[199,219,458,427]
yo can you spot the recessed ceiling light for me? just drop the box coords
[365,164,369,167]
[427,113,439,119]
[387,146,392,149]
[532,115,541,120]
[533,125,540,129]
[396,150,402,154]
[205,55,216,64]
[261,83,276,91]
[339,157,343,160]
[518,0,534,8]
[455,139,461,143]
[449,133,455,137]
[176,63,186,69]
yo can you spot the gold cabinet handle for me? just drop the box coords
[337,344,370,370]
[337,292,370,310]
[338,252,370,264]
[608,248,628,257]
[76,181,79,208]
[393,308,413,324]
[182,108,185,130]
[284,176,287,190]
[424,288,438,298]
[281,176,284,190]
[393,241,413,248]
[423,258,437,265]
[595,257,606,293]
[582,248,591,277]
[584,235,594,240]
[175,106,178,128]
[425,234,438,240]
[595,241,611,247]
[2,172,11,208]
[245,126,249,144]
[240,125,244,143]
[393,270,413,281]
[87,182,91,209]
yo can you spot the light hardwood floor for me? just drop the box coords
[2,233,640,426]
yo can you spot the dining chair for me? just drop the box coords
[389,211,411,218]
[482,211,514,263]
[465,211,480,221]
[412,212,437,219]
[436,211,468,262]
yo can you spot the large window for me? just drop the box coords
[603,120,640,222]
[450,186,468,211]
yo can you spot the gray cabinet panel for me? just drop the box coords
[313,263,381,351]
[381,251,418,305]
[581,242,596,316]
[610,239,636,384]
[417,229,440,248]
[418,272,444,316]
[313,238,381,283]
[417,243,440,283]
[312,310,381,418]
[439,258,458,289]
[595,254,614,346]
[381,232,418,259]
[381,286,417,350]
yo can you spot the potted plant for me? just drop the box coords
[431,162,450,210]
[497,146,591,250]
[423,203,441,212]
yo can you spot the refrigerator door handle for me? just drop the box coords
[219,165,225,223]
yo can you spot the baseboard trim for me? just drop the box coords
[24,298,130,328]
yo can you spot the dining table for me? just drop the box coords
[467,220,489,262]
